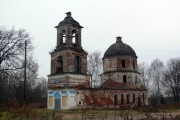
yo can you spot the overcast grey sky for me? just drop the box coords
[0,0,180,78]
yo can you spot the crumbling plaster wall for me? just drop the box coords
[101,72,140,85]
[48,74,90,88]
[77,89,148,107]
[51,50,87,74]
[103,56,138,72]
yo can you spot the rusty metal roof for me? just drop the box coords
[103,37,137,59]
[55,12,83,28]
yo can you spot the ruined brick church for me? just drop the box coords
[47,12,148,109]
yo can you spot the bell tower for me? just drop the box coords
[50,12,88,74]
[56,12,82,49]
[48,12,90,110]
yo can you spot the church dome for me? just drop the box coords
[55,12,83,28]
[103,37,137,59]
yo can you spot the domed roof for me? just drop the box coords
[55,12,83,28]
[103,37,137,59]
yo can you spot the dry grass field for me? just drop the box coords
[0,105,180,120]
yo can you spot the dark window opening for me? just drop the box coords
[127,95,129,104]
[143,93,145,103]
[133,93,135,103]
[56,56,63,73]
[123,75,127,83]
[109,60,112,68]
[138,97,141,107]
[79,101,81,105]
[75,33,78,44]
[122,60,125,67]
[114,95,118,105]
[135,76,138,83]
[121,94,124,105]
[74,56,81,73]
[133,59,135,70]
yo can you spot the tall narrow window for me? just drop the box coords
[127,95,129,104]
[72,30,78,45]
[123,75,127,83]
[133,93,135,103]
[133,59,135,70]
[135,76,138,83]
[63,32,65,43]
[122,60,125,67]
[114,95,118,105]
[143,93,145,103]
[121,94,124,105]
[75,33,79,45]
[56,56,63,73]
[59,29,66,45]
[72,33,75,43]
[74,56,81,73]
[109,60,112,68]
[117,57,121,68]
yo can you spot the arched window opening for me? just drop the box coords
[138,97,141,107]
[133,59,135,70]
[122,60,125,67]
[74,56,81,73]
[121,94,124,105]
[63,32,65,43]
[56,56,63,73]
[143,93,145,103]
[75,33,79,44]
[117,57,121,68]
[135,76,138,83]
[72,30,77,44]
[114,95,118,105]
[123,75,127,83]
[109,60,112,68]
[127,95,129,104]
[133,93,135,103]
[60,29,66,44]
[54,92,61,109]
[72,33,76,44]
[51,60,56,74]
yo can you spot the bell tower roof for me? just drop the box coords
[55,12,83,28]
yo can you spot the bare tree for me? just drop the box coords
[149,58,164,106]
[138,62,151,89]
[87,51,103,88]
[0,26,48,105]
[163,58,180,102]
[0,26,32,72]
[0,26,32,105]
